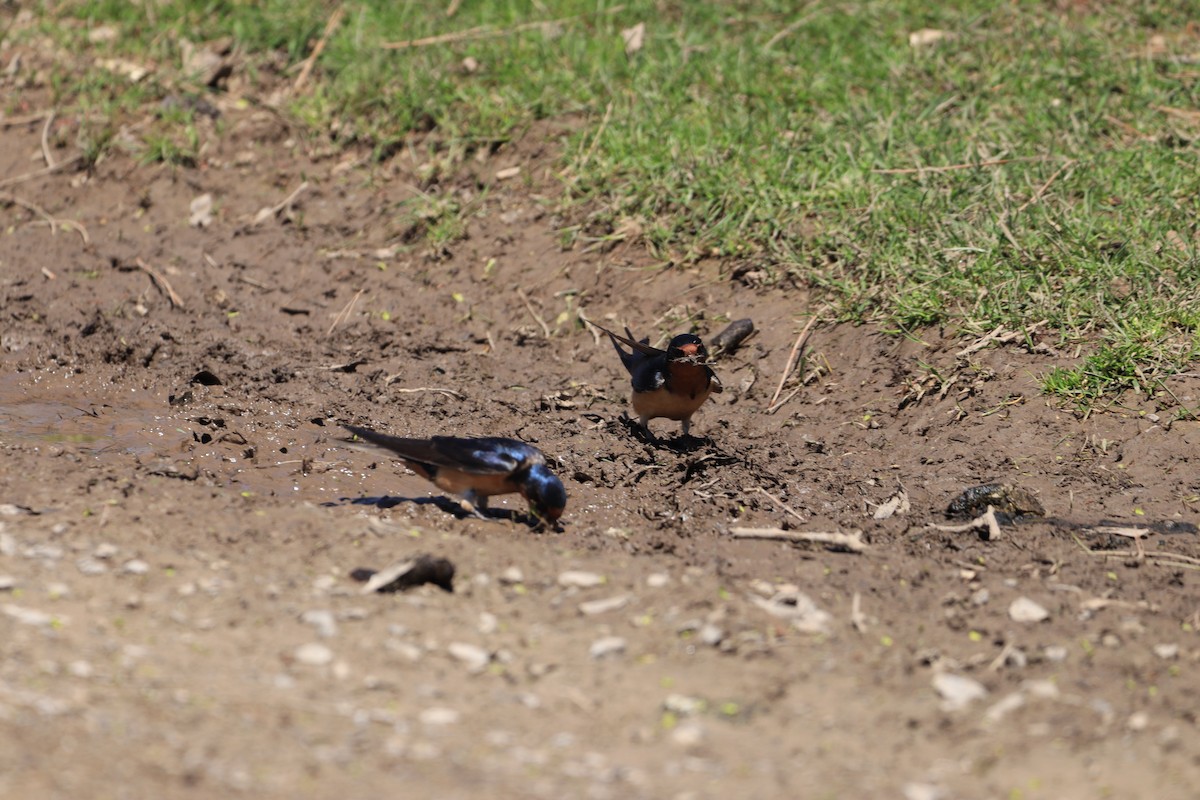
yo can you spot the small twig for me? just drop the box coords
[1015,160,1075,215]
[327,287,364,336]
[729,526,867,553]
[575,307,602,346]
[574,101,613,175]
[767,315,817,409]
[445,0,463,16]
[764,4,821,50]
[135,258,185,309]
[294,5,345,92]
[755,486,806,523]
[252,181,309,225]
[955,320,1047,358]
[41,267,57,280]
[872,157,1051,175]
[1,111,51,128]
[40,110,56,169]
[0,191,91,245]
[850,592,868,633]
[517,287,552,338]
[382,6,625,49]
[0,154,84,190]
[765,385,803,415]
[928,506,1002,540]
[383,384,466,401]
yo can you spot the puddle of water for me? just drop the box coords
[0,370,167,456]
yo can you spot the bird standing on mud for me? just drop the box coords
[593,324,723,438]
[343,425,567,529]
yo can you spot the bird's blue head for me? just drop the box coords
[523,464,567,530]
[666,333,708,362]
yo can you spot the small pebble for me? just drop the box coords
[499,567,524,585]
[301,609,338,638]
[1008,596,1049,623]
[46,582,70,599]
[294,642,334,666]
[559,570,605,588]
[122,559,150,575]
[76,557,107,576]
[1042,645,1068,662]
[663,694,705,715]
[1101,633,1121,649]
[970,588,990,606]
[312,575,337,593]
[646,573,670,588]
[93,543,119,559]
[447,642,490,673]
[589,636,627,660]
[932,672,988,711]
[1127,711,1150,732]
[477,612,498,635]
[0,575,16,591]
[3,604,57,626]
[579,595,630,616]
[669,721,706,747]
[68,660,93,678]
[1153,643,1179,660]
[699,624,724,647]
[419,707,460,726]
[903,784,945,800]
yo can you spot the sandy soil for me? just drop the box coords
[2,43,1199,800]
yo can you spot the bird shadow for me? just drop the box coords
[618,415,710,453]
[328,494,557,531]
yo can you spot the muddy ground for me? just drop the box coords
[2,45,1199,800]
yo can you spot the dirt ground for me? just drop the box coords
[3,45,1199,800]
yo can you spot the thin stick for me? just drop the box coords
[1015,160,1075,215]
[764,4,821,50]
[756,487,806,523]
[575,307,602,345]
[850,592,867,633]
[0,154,84,190]
[135,258,185,309]
[517,287,552,337]
[765,385,803,415]
[928,506,1002,541]
[730,526,867,553]
[445,0,463,16]
[955,320,1047,358]
[294,5,345,92]
[767,315,817,409]
[1,191,91,244]
[383,384,466,401]
[1,111,51,128]
[327,287,364,336]
[40,110,56,169]
[382,6,625,49]
[572,101,614,175]
[872,157,1050,175]
[252,181,309,225]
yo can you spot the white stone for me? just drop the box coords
[579,595,630,616]
[447,642,490,673]
[646,573,670,588]
[301,609,338,638]
[932,672,988,711]
[419,707,460,726]
[294,642,334,666]
[1153,643,1179,660]
[589,636,627,660]
[1008,596,1049,623]
[559,570,605,588]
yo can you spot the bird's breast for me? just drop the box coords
[431,468,519,498]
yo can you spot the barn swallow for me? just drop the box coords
[343,425,567,529]
[593,323,723,437]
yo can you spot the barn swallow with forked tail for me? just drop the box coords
[343,425,567,529]
[592,323,723,438]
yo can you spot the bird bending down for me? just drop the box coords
[343,425,567,529]
[593,323,723,438]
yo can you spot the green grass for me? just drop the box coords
[19,0,1200,410]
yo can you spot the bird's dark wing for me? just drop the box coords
[590,322,667,371]
[344,426,536,475]
[630,359,668,393]
[426,436,541,474]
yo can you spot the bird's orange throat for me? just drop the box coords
[668,362,713,399]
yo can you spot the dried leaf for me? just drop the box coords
[622,22,645,57]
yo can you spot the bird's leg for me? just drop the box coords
[458,490,488,520]
[680,418,691,437]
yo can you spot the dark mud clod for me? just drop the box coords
[709,318,755,356]
[946,483,1045,519]
[352,554,456,593]
[190,369,223,386]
